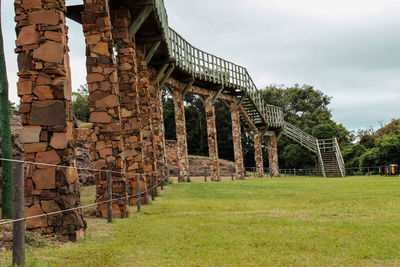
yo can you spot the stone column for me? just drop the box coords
[265,131,280,177]
[83,0,129,218]
[14,0,85,240]
[205,96,221,181]
[111,7,148,205]
[230,102,244,180]
[150,78,165,189]
[173,89,190,182]
[254,131,264,177]
[136,45,158,191]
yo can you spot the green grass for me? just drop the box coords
[2,176,400,266]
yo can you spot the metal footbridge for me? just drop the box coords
[68,0,345,177]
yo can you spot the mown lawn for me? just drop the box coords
[2,176,400,266]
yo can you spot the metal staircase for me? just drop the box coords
[283,122,345,177]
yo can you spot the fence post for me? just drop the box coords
[294,168,296,176]
[151,172,155,201]
[166,166,170,181]
[12,156,25,266]
[204,167,207,182]
[160,167,164,191]
[253,168,256,179]
[231,168,234,181]
[106,168,112,223]
[136,173,141,212]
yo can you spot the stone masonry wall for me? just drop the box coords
[173,89,190,182]
[111,7,148,205]
[149,76,165,189]
[205,96,221,181]
[254,131,264,177]
[265,131,279,177]
[14,0,85,240]
[82,0,129,218]
[230,102,244,180]
[136,45,158,192]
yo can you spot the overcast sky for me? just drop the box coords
[2,0,399,131]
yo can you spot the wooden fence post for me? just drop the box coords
[160,167,164,191]
[151,173,155,201]
[12,156,25,266]
[106,168,112,223]
[166,167,170,182]
[136,173,141,212]
[231,168,234,181]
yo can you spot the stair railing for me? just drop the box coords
[283,122,317,153]
[334,138,346,177]
[316,139,327,178]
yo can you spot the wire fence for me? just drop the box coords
[0,157,169,226]
[244,166,399,177]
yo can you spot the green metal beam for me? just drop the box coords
[145,40,161,64]
[128,5,153,38]
[182,78,194,97]
[159,64,175,87]
[0,3,12,219]
[155,63,169,83]
[212,85,224,103]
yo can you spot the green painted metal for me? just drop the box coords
[128,5,153,37]
[0,2,13,219]
[159,63,175,87]
[146,40,161,64]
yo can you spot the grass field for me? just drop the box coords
[1,176,400,266]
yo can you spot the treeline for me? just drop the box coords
[343,119,400,170]
[71,84,399,170]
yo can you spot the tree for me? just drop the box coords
[342,143,367,170]
[9,101,18,116]
[312,123,335,139]
[260,84,353,169]
[281,144,314,169]
[72,85,90,122]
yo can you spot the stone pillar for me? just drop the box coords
[111,7,148,205]
[205,96,221,181]
[14,0,85,240]
[265,131,279,177]
[136,45,158,191]
[230,102,244,180]
[150,78,165,188]
[254,131,264,177]
[83,0,129,218]
[173,89,190,182]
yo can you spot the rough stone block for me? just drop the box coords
[33,41,64,64]
[90,112,112,123]
[28,9,60,25]
[35,150,61,169]
[32,167,56,189]
[33,85,53,100]
[26,203,47,229]
[49,132,68,149]
[20,126,41,143]
[41,200,61,213]
[24,142,48,153]
[16,24,40,46]
[95,95,119,108]
[17,80,32,96]
[31,100,66,126]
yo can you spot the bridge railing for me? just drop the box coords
[168,28,284,128]
[154,0,172,54]
[283,122,318,153]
